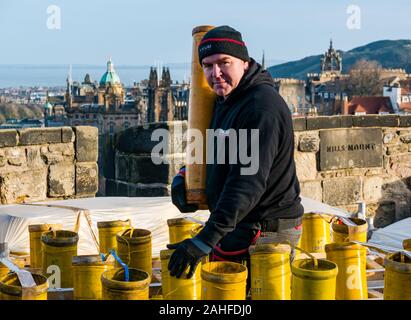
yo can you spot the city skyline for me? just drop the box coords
[0,0,410,66]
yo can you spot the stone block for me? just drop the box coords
[105,179,118,196]
[0,130,18,147]
[383,130,398,144]
[399,115,411,127]
[127,154,183,184]
[0,152,5,167]
[19,128,62,145]
[388,154,411,179]
[320,128,383,170]
[295,151,317,181]
[0,169,47,204]
[298,133,319,152]
[352,115,380,127]
[26,146,46,168]
[322,177,362,206]
[76,162,98,196]
[400,133,411,144]
[40,147,64,165]
[62,127,75,143]
[307,116,341,130]
[5,148,25,166]
[368,201,396,228]
[396,200,411,221]
[134,183,170,197]
[74,126,98,162]
[379,115,399,127]
[300,180,322,201]
[115,121,187,154]
[48,144,75,158]
[381,178,411,212]
[386,144,409,155]
[116,180,128,196]
[115,153,129,181]
[48,164,75,197]
[340,115,353,128]
[363,176,383,202]
[292,117,306,131]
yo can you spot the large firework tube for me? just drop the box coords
[186,25,216,208]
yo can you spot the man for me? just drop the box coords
[168,26,304,279]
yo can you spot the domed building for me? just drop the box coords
[98,57,125,111]
[43,100,53,118]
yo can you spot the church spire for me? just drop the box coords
[261,50,265,70]
[66,64,72,89]
[107,56,114,73]
[66,64,72,96]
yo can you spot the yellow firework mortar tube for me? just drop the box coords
[185,25,217,209]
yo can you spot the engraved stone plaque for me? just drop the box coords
[320,128,382,171]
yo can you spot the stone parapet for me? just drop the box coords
[104,116,411,228]
[0,126,98,204]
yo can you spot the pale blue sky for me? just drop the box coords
[0,0,410,66]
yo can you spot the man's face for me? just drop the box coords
[202,53,249,98]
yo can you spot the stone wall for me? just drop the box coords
[0,126,98,204]
[104,121,186,197]
[106,115,411,227]
[293,115,411,227]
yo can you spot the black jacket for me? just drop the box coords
[196,59,304,249]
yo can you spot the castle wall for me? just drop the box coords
[0,126,98,204]
[106,115,411,227]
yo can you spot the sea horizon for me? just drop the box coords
[0,63,192,89]
[0,59,283,89]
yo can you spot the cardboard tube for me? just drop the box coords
[186,25,216,208]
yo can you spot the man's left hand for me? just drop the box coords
[167,238,211,279]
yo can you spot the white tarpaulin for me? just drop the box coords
[368,217,411,251]
[0,196,355,258]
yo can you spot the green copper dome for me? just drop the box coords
[44,101,53,110]
[100,57,121,85]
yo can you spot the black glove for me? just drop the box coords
[167,238,211,279]
[171,167,198,213]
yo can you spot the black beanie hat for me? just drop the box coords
[198,25,250,64]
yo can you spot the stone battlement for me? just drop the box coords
[104,116,411,227]
[273,78,305,85]
[0,126,98,204]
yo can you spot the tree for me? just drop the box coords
[345,59,384,98]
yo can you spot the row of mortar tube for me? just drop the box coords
[1,207,409,300]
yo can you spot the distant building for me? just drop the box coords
[383,78,411,113]
[65,58,145,136]
[146,67,189,123]
[273,78,307,115]
[305,40,409,116]
[0,118,44,129]
[306,40,349,115]
[64,59,189,136]
[342,96,395,114]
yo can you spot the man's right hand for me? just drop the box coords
[171,167,198,213]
